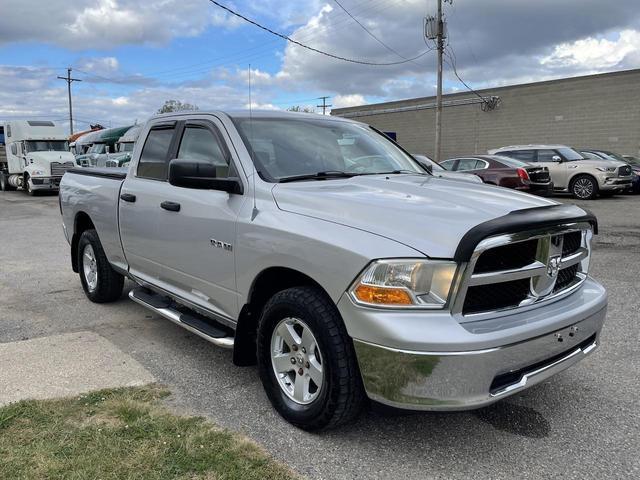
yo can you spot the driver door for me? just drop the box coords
[536,149,568,189]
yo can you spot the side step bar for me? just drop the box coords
[129,288,234,349]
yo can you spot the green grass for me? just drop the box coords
[0,386,298,480]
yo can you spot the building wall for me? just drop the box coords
[332,69,640,159]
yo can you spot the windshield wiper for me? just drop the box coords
[278,171,356,183]
[360,169,429,176]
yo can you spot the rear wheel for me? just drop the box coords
[77,229,124,303]
[257,286,365,430]
[570,175,598,200]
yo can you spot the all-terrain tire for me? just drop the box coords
[257,286,365,431]
[77,229,124,303]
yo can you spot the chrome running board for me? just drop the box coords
[129,288,234,349]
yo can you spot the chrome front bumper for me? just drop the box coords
[348,296,606,411]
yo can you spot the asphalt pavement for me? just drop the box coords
[1,190,638,479]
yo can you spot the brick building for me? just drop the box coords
[331,69,640,159]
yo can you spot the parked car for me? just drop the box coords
[489,145,632,199]
[439,154,553,195]
[413,154,483,184]
[621,155,640,193]
[60,111,607,430]
[578,149,637,194]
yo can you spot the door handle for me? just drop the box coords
[120,193,136,202]
[161,201,181,212]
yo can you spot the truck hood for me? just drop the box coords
[272,174,557,258]
[28,151,75,165]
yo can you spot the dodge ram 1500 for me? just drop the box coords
[60,111,607,430]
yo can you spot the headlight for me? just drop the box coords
[596,166,616,172]
[31,169,46,176]
[349,259,458,309]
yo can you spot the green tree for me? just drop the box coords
[157,100,199,114]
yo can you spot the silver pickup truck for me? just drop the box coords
[60,111,607,430]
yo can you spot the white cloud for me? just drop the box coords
[542,30,640,69]
[333,94,366,108]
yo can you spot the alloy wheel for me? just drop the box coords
[82,244,98,292]
[573,178,594,199]
[270,317,324,405]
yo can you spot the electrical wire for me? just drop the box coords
[206,0,430,66]
[444,45,497,110]
[331,0,410,60]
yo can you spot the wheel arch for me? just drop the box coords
[568,172,599,199]
[233,266,333,367]
[71,211,96,273]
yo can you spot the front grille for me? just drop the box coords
[553,264,579,293]
[459,227,590,316]
[562,231,582,256]
[51,161,75,176]
[464,279,530,314]
[527,168,550,183]
[619,165,632,176]
[474,239,538,273]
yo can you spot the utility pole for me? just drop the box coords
[317,96,332,115]
[57,67,82,135]
[434,0,445,164]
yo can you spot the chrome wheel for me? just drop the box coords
[82,244,98,292]
[573,178,594,199]
[271,317,324,405]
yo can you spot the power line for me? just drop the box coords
[206,0,430,66]
[444,45,498,111]
[331,0,409,60]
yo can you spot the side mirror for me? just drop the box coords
[168,158,243,194]
[551,155,562,162]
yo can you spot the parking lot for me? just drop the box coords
[1,190,638,479]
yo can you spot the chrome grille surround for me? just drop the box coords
[451,222,593,322]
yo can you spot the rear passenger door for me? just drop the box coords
[152,117,246,321]
[119,121,178,285]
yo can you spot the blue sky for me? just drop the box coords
[1,0,639,130]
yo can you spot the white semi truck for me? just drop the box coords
[0,120,77,194]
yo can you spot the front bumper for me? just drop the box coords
[341,278,607,410]
[30,176,62,190]
[599,175,632,191]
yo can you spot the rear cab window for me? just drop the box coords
[136,125,176,180]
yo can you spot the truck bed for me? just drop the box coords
[60,167,129,272]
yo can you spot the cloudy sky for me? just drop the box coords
[1,0,639,131]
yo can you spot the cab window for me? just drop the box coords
[137,126,175,180]
[177,124,232,178]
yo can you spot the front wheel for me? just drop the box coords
[24,175,36,196]
[77,229,124,303]
[257,287,365,430]
[571,175,598,200]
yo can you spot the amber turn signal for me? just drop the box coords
[353,284,413,305]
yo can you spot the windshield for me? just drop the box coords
[557,147,584,161]
[118,142,134,152]
[24,140,68,152]
[88,143,107,154]
[624,156,640,166]
[600,151,627,163]
[232,117,423,181]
